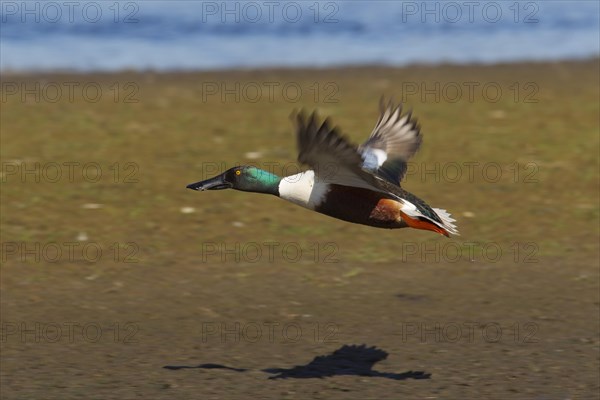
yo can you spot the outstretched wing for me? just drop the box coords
[294,110,384,191]
[359,98,422,186]
[293,109,458,236]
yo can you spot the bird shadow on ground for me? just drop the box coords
[164,344,431,380]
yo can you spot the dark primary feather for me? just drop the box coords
[295,111,361,168]
[359,98,422,185]
[294,110,383,189]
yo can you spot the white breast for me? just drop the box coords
[278,170,329,210]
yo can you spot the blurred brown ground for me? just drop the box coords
[1,59,599,399]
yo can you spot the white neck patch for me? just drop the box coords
[278,170,329,210]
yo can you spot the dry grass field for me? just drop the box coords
[1,59,599,399]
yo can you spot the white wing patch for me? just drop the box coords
[399,199,420,217]
[359,99,422,185]
[361,148,388,171]
[278,170,329,210]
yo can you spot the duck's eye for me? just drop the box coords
[235,170,241,176]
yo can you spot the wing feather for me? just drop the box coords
[359,98,422,185]
[294,111,385,191]
[292,109,458,236]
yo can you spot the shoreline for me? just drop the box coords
[2,57,598,78]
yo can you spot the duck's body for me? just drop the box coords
[277,170,405,228]
[187,99,458,237]
[277,170,453,236]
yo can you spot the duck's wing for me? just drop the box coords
[293,110,458,236]
[294,110,385,192]
[358,98,422,186]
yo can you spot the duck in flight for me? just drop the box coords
[187,99,458,237]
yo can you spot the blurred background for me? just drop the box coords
[2,1,599,71]
[1,1,599,399]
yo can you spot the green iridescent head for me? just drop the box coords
[186,166,281,195]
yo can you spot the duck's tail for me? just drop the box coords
[432,208,459,236]
[399,198,460,237]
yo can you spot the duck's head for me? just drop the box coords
[186,166,281,195]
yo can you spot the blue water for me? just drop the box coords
[1,1,598,71]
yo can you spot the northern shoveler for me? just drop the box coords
[187,99,458,237]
